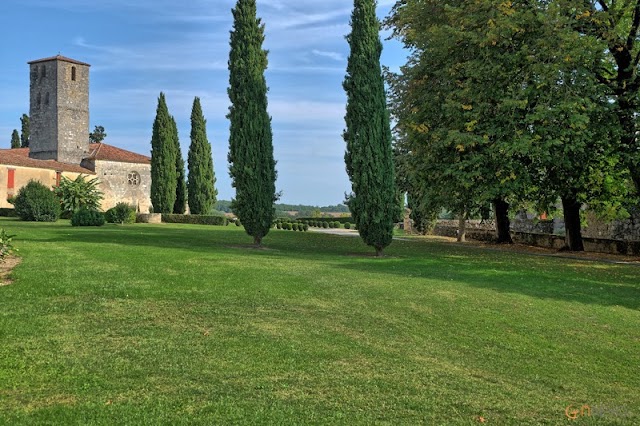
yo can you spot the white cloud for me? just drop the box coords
[311,50,345,62]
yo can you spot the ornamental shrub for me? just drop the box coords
[322,221,329,229]
[71,208,105,227]
[13,180,60,222]
[161,214,228,226]
[105,202,137,224]
[276,223,282,229]
[303,224,309,232]
[292,223,299,231]
[235,219,242,227]
[0,228,16,262]
[54,175,103,218]
[344,222,352,229]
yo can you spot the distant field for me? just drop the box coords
[0,218,638,425]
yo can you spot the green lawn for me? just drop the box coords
[0,217,638,425]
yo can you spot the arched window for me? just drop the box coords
[40,65,46,80]
[71,66,76,81]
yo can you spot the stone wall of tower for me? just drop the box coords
[29,58,90,164]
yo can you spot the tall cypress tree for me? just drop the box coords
[150,93,178,213]
[10,129,20,149]
[343,0,398,257]
[172,116,187,214]
[188,97,217,215]
[228,0,278,247]
[20,114,29,148]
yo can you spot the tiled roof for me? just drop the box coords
[28,55,91,67]
[0,149,94,174]
[87,143,151,164]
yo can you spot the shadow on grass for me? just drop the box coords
[10,221,640,310]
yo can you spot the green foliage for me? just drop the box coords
[89,125,107,143]
[10,129,20,149]
[0,208,17,217]
[161,214,228,226]
[20,114,29,148]
[228,0,278,247]
[13,180,60,222]
[150,93,178,214]
[172,116,187,214]
[235,219,242,227]
[105,203,137,224]
[71,208,105,227]
[54,175,103,218]
[344,0,398,256]
[322,221,329,229]
[344,222,351,230]
[0,228,16,262]
[188,97,218,215]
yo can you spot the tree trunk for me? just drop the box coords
[375,247,384,257]
[493,198,513,244]
[562,196,584,252]
[253,235,262,248]
[457,213,466,243]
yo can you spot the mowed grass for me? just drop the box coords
[0,218,639,425]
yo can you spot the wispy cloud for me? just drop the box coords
[311,49,345,62]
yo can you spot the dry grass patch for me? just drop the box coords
[0,256,21,286]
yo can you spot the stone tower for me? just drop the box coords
[28,55,90,164]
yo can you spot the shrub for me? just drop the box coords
[344,222,351,229]
[285,223,292,230]
[71,208,105,227]
[0,208,17,217]
[276,223,282,229]
[303,224,309,232]
[0,228,16,262]
[13,180,60,222]
[322,221,329,229]
[292,223,299,231]
[236,219,242,227]
[54,175,103,218]
[105,203,137,224]
[162,214,228,226]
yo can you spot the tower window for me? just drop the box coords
[40,65,46,80]
[45,92,50,106]
[37,93,41,108]
[71,66,76,81]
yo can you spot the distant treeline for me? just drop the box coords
[216,200,349,217]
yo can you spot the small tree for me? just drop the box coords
[188,97,217,215]
[20,114,29,148]
[343,0,398,257]
[228,0,278,247]
[89,125,107,143]
[10,130,20,149]
[54,175,103,217]
[150,93,178,214]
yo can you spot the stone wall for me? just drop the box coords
[93,160,152,212]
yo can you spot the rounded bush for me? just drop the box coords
[236,219,242,227]
[322,221,329,229]
[303,224,309,232]
[105,202,137,224]
[71,208,105,227]
[285,223,292,230]
[292,223,299,231]
[276,223,282,229]
[344,222,351,229]
[13,180,60,222]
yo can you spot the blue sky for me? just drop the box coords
[0,0,406,206]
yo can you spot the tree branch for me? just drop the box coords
[627,0,640,51]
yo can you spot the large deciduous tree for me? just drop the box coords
[150,93,178,214]
[227,0,278,247]
[188,97,217,215]
[20,114,29,148]
[344,0,398,257]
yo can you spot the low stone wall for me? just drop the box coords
[431,221,640,256]
[136,213,162,224]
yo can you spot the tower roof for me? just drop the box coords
[28,55,91,67]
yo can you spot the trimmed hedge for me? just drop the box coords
[106,203,137,224]
[298,217,353,225]
[0,208,17,217]
[71,208,105,227]
[162,214,229,226]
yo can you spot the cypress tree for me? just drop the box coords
[228,0,278,247]
[150,92,177,213]
[188,97,217,215]
[20,114,29,148]
[343,0,398,257]
[10,129,20,149]
[172,116,187,214]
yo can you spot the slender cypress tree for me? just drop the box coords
[188,97,217,215]
[20,114,29,148]
[150,93,178,213]
[10,129,20,149]
[228,0,278,247]
[172,116,187,214]
[343,0,397,257]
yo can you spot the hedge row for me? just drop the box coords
[0,208,17,217]
[297,217,353,225]
[162,214,228,226]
